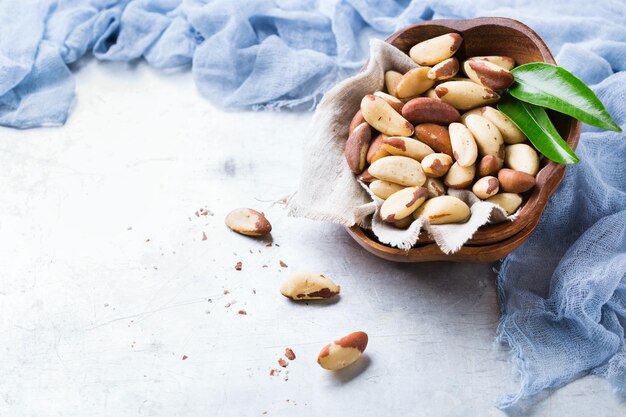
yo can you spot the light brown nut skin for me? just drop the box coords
[478,155,502,177]
[463,59,514,91]
[413,195,471,225]
[409,33,463,66]
[464,114,505,159]
[357,168,375,183]
[414,123,453,156]
[472,176,499,199]
[394,67,435,99]
[369,155,426,187]
[435,81,499,110]
[280,272,340,300]
[449,122,478,167]
[318,331,368,371]
[382,136,434,162]
[374,91,404,112]
[425,177,446,198]
[471,55,515,71]
[360,94,414,137]
[344,122,372,173]
[444,161,476,189]
[380,186,428,222]
[486,193,523,215]
[401,97,460,126]
[349,110,367,136]
[498,168,536,193]
[225,208,272,237]
[369,180,405,200]
[421,153,453,177]
[505,144,540,176]
[427,57,459,80]
[367,134,390,164]
[480,106,526,144]
[385,70,403,96]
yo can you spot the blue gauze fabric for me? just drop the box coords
[2,0,626,409]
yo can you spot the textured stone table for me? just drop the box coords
[0,60,623,417]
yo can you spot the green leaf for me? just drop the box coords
[509,63,621,132]
[497,95,579,165]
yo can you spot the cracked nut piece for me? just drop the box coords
[317,331,368,370]
[360,94,414,137]
[225,208,272,236]
[280,272,340,300]
[380,186,428,222]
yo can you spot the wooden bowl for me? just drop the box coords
[347,17,581,263]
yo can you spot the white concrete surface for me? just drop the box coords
[0,59,623,417]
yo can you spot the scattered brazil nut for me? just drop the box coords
[280,272,340,300]
[427,57,459,80]
[505,144,540,176]
[463,59,514,91]
[344,122,372,173]
[317,331,368,371]
[394,67,435,99]
[413,195,471,225]
[225,208,272,237]
[369,156,426,186]
[464,114,504,159]
[360,94,414,136]
[380,186,428,222]
[401,97,460,126]
[472,176,499,199]
[421,153,453,177]
[497,168,536,193]
[414,123,453,156]
[449,122,478,167]
[382,136,434,161]
[435,81,499,110]
[486,193,523,215]
[409,33,463,66]
[369,180,405,200]
[444,161,476,189]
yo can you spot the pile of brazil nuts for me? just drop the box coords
[345,33,541,228]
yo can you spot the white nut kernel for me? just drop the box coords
[380,186,428,222]
[449,122,478,167]
[505,144,540,176]
[486,193,523,215]
[413,195,471,225]
[360,94,414,137]
[369,156,426,187]
[369,180,405,200]
[318,331,368,371]
[472,176,499,199]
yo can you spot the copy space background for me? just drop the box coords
[0,60,622,417]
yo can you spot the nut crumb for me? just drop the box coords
[265,243,272,247]
[278,358,288,368]
[279,260,288,268]
[285,348,296,361]
[202,232,207,241]
[223,290,229,295]
[262,265,268,268]
[182,355,188,360]
[238,310,247,315]
[235,261,242,271]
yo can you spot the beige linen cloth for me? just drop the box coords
[288,39,516,254]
